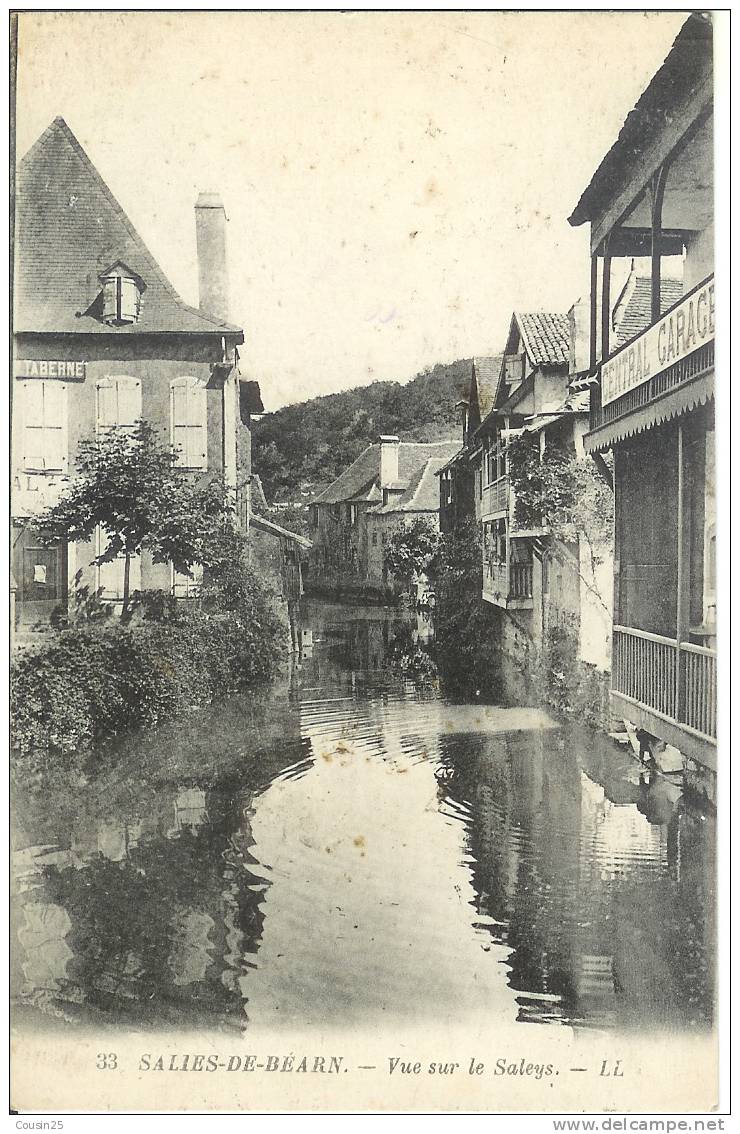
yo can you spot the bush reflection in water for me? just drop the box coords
[11,602,715,1033]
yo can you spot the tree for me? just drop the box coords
[34,422,237,618]
[428,519,501,697]
[383,517,441,590]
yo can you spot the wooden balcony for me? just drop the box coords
[612,624,716,769]
[481,475,509,520]
[482,560,533,610]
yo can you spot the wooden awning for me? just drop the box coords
[584,370,713,453]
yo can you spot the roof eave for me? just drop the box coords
[568,14,713,228]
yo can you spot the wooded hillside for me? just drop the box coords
[252,359,470,502]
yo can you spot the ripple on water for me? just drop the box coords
[11,607,715,1034]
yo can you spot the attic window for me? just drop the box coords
[101,268,142,326]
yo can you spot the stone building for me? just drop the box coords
[11,117,299,629]
[308,437,459,598]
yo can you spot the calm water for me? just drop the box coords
[11,600,715,1034]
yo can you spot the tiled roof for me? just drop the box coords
[377,455,452,513]
[515,312,571,367]
[473,356,503,419]
[15,117,242,337]
[614,277,683,346]
[312,441,459,506]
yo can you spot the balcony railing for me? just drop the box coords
[613,626,677,719]
[483,560,533,604]
[510,563,533,599]
[612,625,716,742]
[680,641,717,739]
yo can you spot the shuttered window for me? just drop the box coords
[170,377,208,470]
[96,527,141,600]
[96,376,142,433]
[172,562,203,598]
[19,380,67,473]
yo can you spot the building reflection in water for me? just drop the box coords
[436,723,715,1032]
[11,605,715,1035]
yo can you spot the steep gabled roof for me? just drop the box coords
[15,117,242,337]
[613,275,684,346]
[515,312,570,367]
[312,441,459,506]
[472,356,502,422]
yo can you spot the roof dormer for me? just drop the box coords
[99,261,145,326]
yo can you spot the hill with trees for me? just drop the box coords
[252,359,470,503]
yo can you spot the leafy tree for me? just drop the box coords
[429,520,501,698]
[384,517,441,589]
[33,422,237,618]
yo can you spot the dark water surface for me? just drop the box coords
[11,601,715,1035]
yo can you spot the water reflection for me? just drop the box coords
[11,601,715,1034]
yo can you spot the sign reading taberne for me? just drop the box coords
[14,359,86,379]
[601,275,714,406]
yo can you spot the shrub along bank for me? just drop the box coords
[430,521,501,699]
[11,561,286,772]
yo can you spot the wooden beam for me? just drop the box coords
[600,234,612,362]
[591,451,613,492]
[589,252,598,371]
[650,162,670,323]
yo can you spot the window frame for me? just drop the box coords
[172,560,203,598]
[170,375,208,471]
[18,378,68,474]
[96,375,142,435]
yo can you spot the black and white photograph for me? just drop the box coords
[9,9,723,1116]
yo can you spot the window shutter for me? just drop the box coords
[119,277,139,323]
[43,381,67,472]
[171,381,189,466]
[97,376,141,432]
[171,377,207,470]
[96,378,116,431]
[21,380,67,472]
[22,381,45,471]
[116,377,142,430]
[102,278,118,324]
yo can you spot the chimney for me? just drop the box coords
[379,435,400,488]
[195,192,230,321]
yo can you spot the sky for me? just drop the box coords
[14,10,690,411]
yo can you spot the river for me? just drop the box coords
[11,599,715,1036]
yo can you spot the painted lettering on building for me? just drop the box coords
[14,360,86,379]
[601,276,714,406]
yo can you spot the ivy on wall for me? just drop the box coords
[507,434,613,549]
